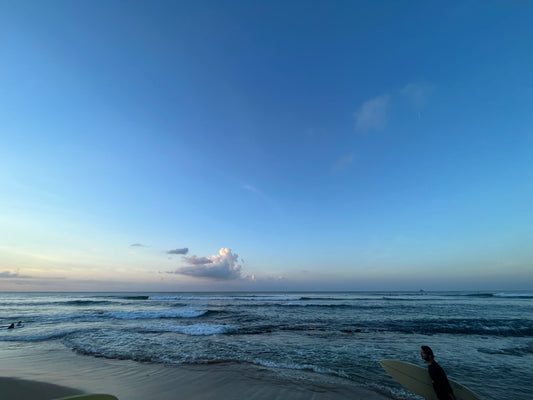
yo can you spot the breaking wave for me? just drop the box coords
[105,309,208,320]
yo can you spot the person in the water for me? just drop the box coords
[420,346,456,400]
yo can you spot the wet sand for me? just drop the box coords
[0,377,82,399]
[0,343,393,400]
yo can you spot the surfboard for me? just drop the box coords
[53,395,118,400]
[379,359,482,400]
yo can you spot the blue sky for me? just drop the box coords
[1,1,532,291]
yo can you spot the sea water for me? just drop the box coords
[1,291,531,399]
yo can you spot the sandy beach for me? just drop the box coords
[0,342,392,400]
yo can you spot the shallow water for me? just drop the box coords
[1,291,532,399]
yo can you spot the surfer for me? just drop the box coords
[420,346,456,400]
[7,323,14,329]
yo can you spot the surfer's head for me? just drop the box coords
[420,345,434,361]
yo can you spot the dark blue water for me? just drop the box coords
[1,291,532,399]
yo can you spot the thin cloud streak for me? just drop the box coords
[166,248,189,255]
[0,270,31,278]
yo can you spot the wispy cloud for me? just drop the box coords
[353,82,433,130]
[168,248,242,280]
[0,270,31,278]
[243,184,261,194]
[354,94,390,132]
[166,248,189,255]
[332,153,355,171]
[400,82,433,110]
[243,184,271,202]
[130,243,149,247]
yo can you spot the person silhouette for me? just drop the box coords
[420,346,456,400]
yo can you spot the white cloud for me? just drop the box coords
[354,94,390,132]
[170,248,242,280]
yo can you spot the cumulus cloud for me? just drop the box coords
[169,248,242,280]
[354,94,390,132]
[183,255,212,265]
[0,270,31,278]
[166,248,189,255]
[131,243,149,247]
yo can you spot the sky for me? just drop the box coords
[1,1,532,292]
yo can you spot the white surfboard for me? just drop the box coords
[379,359,481,400]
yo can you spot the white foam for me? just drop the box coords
[251,358,342,376]
[170,323,236,336]
[249,296,302,301]
[494,292,533,298]
[107,308,207,320]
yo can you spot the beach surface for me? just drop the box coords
[0,342,392,400]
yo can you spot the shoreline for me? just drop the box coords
[0,342,393,400]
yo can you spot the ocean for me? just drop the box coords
[1,291,532,400]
